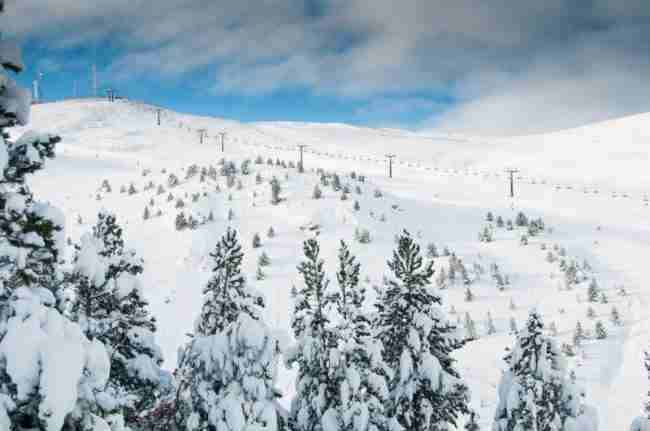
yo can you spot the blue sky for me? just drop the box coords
[15,40,452,128]
[5,0,650,135]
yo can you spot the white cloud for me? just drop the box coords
[2,0,650,134]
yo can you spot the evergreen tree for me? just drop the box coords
[374,230,470,430]
[252,232,262,248]
[496,215,504,228]
[595,321,607,339]
[515,211,528,227]
[573,321,585,347]
[610,306,622,326]
[313,184,322,199]
[68,212,172,426]
[270,176,282,205]
[587,278,600,302]
[464,312,478,341]
[143,205,150,220]
[195,228,264,336]
[353,200,360,211]
[267,226,275,238]
[179,307,277,431]
[426,242,439,258]
[175,212,187,230]
[493,311,583,431]
[286,239,338,431]
[436,267,447,289]
[256,264,266,281]
[326,241,390,431]
[258,251,271,267]
[464,287,474,302]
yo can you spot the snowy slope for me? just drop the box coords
[18,99,650,430]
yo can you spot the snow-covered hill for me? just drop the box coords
[19,99,650,430]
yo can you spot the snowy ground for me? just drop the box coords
[18,99,650,430]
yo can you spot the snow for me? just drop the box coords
[0,288,112,431]
[9,98,650,429]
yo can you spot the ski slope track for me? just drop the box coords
[17,99,650,430]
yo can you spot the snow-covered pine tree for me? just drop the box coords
[325,240,390,431]
[374,230,470,430]
[286,238,338,431]
[493,310,583,431]
[68,211,172,426]
[573,321,585,347]
[195,227,264,336]
[594,320,607,339]
[270,176,282,205]
[177,227,277,431]
[464,312,478,341]
[313,184,322,199]
[0,17,119,430]
[587,278,600,302]
[252,232,262,248]
[611,306,622,326]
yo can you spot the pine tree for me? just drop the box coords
[436,267,447,289]
[326,240,390,431]
[515,211,528,227]
[464,286,474,302]
[252,232,262,248]
[611,306,622,326]
[313,184,322,199]
[600,292,608,304]
[175,212,187,230]
[258,251,271,267]
[256,264,266,280]
[353,200,360,211]
[68,212,172,425]
[267,226,275,238]
[331,173,342,191]
[270,176,282,205]
[426,242,439,258]
[374,230,470,430]
[595,320,607,339]
[195,228,264,336]
[143,205,150,220]
[464,312,478,341]
[587,278,600,302]
[493,311,583,431]
[179,268,277,431]
[587,306,596,319]
[286,239,338,431]
[573,321,585,347]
